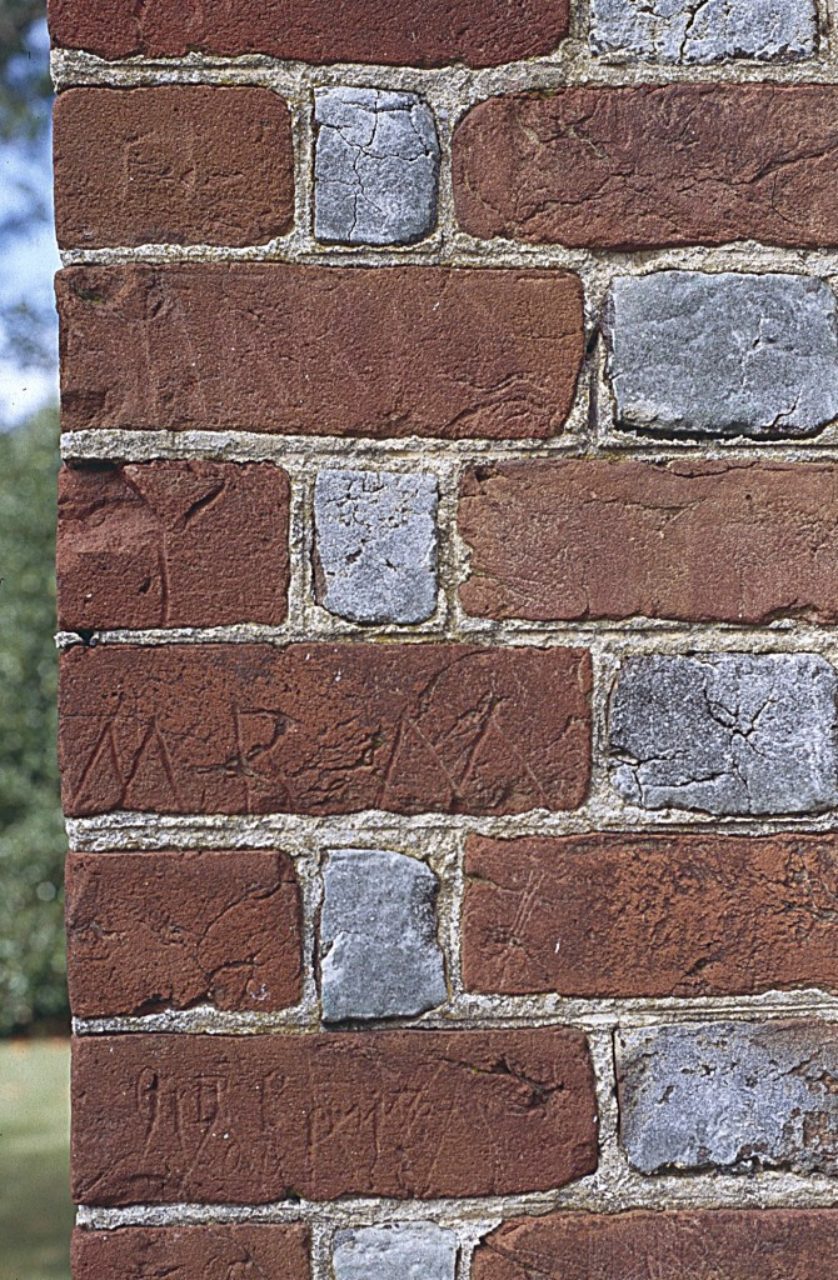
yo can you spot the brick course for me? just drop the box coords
[72,1224,310,1279]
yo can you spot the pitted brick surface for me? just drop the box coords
[47,0,571,67]
[314,470,438,624]
[66,850,303,1017]
[58,266,585,440]
[453,85,838,249]
[333,1224,458,1280]
[320,849,447,1022]
[473,1210,838,1280]
[609,654,838,815]
[462,833,838,998]
[590,0,818,64]
[72,1224,310,1279]
[458,460,838,623]
[72,1031,598,1203]
[605,273,838,438]
[54,87,295,248]
[315,89,439,245]
[59,643,592,818]
[57,461,291,629]
[617,1021,838,1176]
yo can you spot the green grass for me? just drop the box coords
[0,1039,72,1280]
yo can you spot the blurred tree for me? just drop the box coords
[0,0,50,140]
[0,405,66,1033]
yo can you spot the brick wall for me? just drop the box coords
[52,1,838,1275]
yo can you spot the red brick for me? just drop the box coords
[57,266,585,439]
[72,1224,310,1279]
[57,461,290,630]
[453,86,838,249]
[463,833,838,998]
[54,87,294,249]
[47,0,570,68]
[71,1030,597,1203]
[66,850,303,1017]
[59,643,591,818]
[473,1210,838,1280]
[458,460,838,624]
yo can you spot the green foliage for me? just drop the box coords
[0,0,50,141]
[0,406,66,1034]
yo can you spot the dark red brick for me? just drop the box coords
[66,850,303,1016]
[454,86,838,249]
[48,0,570,68]
[72,1030,598,1203]
[72,1224,310,1279]
[463,833,838,998]
[57,266,585,439]
[57,461,291,630]
[54,87,294,249]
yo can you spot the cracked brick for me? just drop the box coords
[66,850,304,1017]
[314,469,438,625]
[57,265,585,440]
[54,87,294,249]
[590,0,818,64]
[453,85,838,249]
[315,89,439,245]
[333,1224,457,1280]
[320,849,447,1022]
[57,461,291,629]
[617,1021,838,1176]
[605,272,838,438]
[609,654,838,816]
[473,1210,838,1280]
[47,0,571,68]
[72,1224,310,1280]
[462,833,838,999]
[72,1030,598,1203]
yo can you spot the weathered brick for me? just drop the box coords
[605,273,838,438]
[590,0,818,64]
[66,850,303,1017]
[334,1224,457,1280]
[462,833,838,998]
[320,849,447,1022]
[459,460,838,624]
[453,85,838,249]
[57,461,291,630]
[59,643,592,818]
[314,470,438,625]
[58,266,585,439]
[72,1224,310,1280]
[473,1210,838,1280]
[617,1021,838,1175]
[54,87,294,249]
[47,0,570,67]
[72,1030,598,1203]
[314,89,439,246]
[609,654,838,815]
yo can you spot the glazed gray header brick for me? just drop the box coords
[605,272,838,438]
[332,1224,458,1280]
[314,87,440,246]
[609,653,838,815]
[590,0,818,64]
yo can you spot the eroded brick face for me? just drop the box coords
[59,643,592,817]
[47,0,571,67]
[453,85,838,248]
[57,266,585,439]
[72,1224,311,1280]
[54,87,295,248]
[57,461,291,629]
[65,850,304,1017]
[72,1031,598,1203]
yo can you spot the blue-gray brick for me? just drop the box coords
[591,0,818,64]
[618,1021,838,1175]
[605,272,838,438]
[314,88,440,245]
[609,654,838,815]
[333,1225,458,1280]
[320,849,447,1022]
[314,469,438,625]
